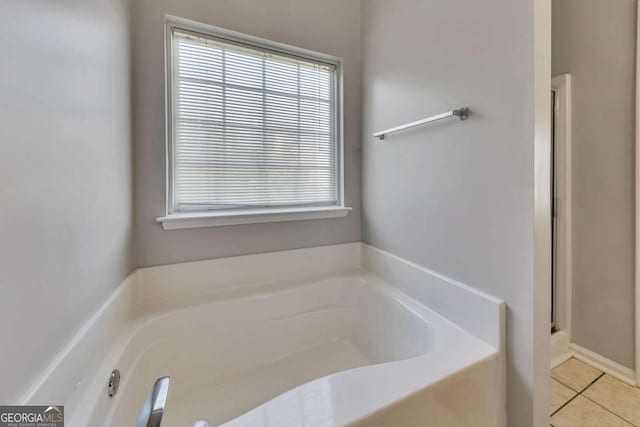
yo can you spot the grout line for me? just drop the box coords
[583,372,605,391]
[550,361,604,418]
[581,394,636,426]
[581,374,637,426]
[550,387,580,417]
[552,370,636,425]
[551,376,588,394]
[551,358,604,393]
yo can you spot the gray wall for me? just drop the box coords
[0,0,134,402]
[552,0,636,368]
[132,0,362,267]
[361,0,539,425]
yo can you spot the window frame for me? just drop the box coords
[158,16,348,229]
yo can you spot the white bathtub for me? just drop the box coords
[23,244,504,426]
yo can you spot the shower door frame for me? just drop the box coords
[550,74,573,350]
[635,2,640,387]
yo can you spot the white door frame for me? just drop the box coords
[551,75,573,357]
[635,0,640,387]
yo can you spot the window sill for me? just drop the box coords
[156,206,352,230]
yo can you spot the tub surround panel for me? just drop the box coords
[362,244,504,351]
[135,243,361,312]
[20,274,136,413]
[362,243,506,427]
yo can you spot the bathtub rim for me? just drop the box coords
[81,272,497,427]
[16,242,504,427]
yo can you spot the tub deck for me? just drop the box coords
[97,273,499,426]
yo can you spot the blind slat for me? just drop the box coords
[171,29,338,212]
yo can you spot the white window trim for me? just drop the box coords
[157,15,349,229]
[157,206,351,230]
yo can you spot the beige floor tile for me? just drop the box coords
[551,395,632,427]
[583,374,640,425]
[551,358,602,392]
[550,378,577,415]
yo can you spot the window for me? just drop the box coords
[159,19,349,229]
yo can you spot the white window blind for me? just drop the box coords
[170,28,340,213]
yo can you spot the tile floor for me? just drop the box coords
[550,357,640,426]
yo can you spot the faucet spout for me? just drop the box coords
[135,376,170,427]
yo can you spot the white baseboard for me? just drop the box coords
[569,343,636,386]
[550,331,637,387]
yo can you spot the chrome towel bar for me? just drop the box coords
[373,107,469,140]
